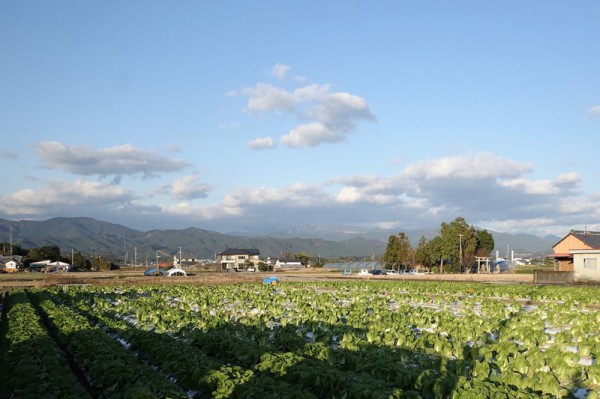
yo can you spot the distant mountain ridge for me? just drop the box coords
[0,217,387,260]
[0,217,557,261]
[259,224,558,257]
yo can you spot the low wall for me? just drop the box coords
[533,270,574,284]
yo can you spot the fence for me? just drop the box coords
[533,270,574,284]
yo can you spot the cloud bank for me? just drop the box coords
[3,148,595,236]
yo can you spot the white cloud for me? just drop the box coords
[242,83,297,114]
[307,91,375,131]
[280,123,342,148]
[499,178,560,195]
[335,187,395,205]
[3,150,597,238]
[499,172,581,195]
[270,63,291,80]
[34,141,189,177]
[403,152,532,180]
[554,172,581,186]
[0,179,135,215]
[236,71,375,148]
[248,137,276,150]
[170,174,212,200]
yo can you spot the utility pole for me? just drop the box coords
[458,234,463,271]
[134,247,137,267]
[9,223,13,256]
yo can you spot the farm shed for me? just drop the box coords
[0,258,18,272]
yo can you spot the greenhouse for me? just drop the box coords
[323,261,382,271]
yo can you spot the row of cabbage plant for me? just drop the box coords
[54,286,419,398]
[30,290,190,398]
[0,290,90,399]
[44,281,600,398]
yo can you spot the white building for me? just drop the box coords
[571,249,600,282]
[0,258,18,272]
[216,248,260,271]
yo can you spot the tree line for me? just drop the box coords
[0,243,115,271]
[383,217,495,273]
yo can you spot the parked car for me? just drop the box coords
[359,269,370,275]
[247,266,256,272]
[370,269,384,275]
[385,270,399,275]
[342,269,353,276]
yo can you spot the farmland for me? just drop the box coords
[1,281,599,398]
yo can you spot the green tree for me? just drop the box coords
[425,236,445,271]
[0,242,27,256]
[414,236,429,267]
[72,251,91,271]
[26,245,62,263]
[296,252,310,266]
[384,235,399,269]
[257,261,269,272]
[91,256,112,271]
[440,217,477,272]
[476,229,495,256]
[383,233,413,271]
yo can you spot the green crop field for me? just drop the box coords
[1,281,599,398]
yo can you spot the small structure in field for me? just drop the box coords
[263,276,280,285]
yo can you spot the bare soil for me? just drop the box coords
[0,268,532,292]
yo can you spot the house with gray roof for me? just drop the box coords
[552,230,600,272]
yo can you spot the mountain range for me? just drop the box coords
[0,217,559,262]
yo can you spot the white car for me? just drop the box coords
[359,269,370,275]
[385,270,399,275]
[246,266,256,272]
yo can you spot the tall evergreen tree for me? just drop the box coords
[414,235,428,267]
[476,229,495,256]
[383,235,400,270]
[440,217,477,272]
[384,233,413,270]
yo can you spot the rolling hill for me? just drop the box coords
[0,217,557,262]
[0,217,386,261]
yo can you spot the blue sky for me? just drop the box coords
[1,1,599,236]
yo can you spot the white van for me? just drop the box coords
[359,269,370,275]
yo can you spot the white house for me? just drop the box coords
[570,249,600,282]
[216,248,260,271]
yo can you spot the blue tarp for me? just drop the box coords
[263,276,280,285]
